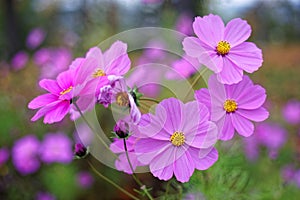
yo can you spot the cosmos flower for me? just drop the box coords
[183,14,263,84]
[166,54,201,80]
[98,77,141,124]
[0,147,10,166]
[33,47,72,79]
[26,27,46,49]
[35,192,56,200]
[12,135,40,175]
[11,51,29,71]
[282,99,300,125]
[110,119,143,174]
[76,171,94,189]
[39,132,73,164]
[195,75,269,140]
[134,98,218,183]
[175,13,193,36]
[243,122,287,161]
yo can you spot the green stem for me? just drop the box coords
[184,68,209,101]
[123,139,154,200]
[88,161,140,200]
[73,102,118,159]
[140,97,160,104]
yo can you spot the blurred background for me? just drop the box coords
[1,0,300,199]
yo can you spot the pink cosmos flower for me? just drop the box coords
[134,98,218,183]
[282,100,300,125]
[35,192,56,200]
[175,13,193,36]
[11,51,29,71]
[195,75,269,140]
[0,147,10,166]
[39,132,73,164]
[243,122,287,161]
[166,54,201,80]
[28,57,101,124]
[12,135,40,175]
[26,27,46,49]
[98,77,141,124]
[28,69,76,124]
[183,14,263,84]
[76,171,94,188]
[33,47,72,79]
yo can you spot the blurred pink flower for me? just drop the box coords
[26,27,46,49]
[76,171,94,188]
[12,135,40,175]
[39,132,73,164]
[0,147,10,166]
[243,122,287,161]
[282,100,300,125]
[134,98,218,183]
[142,0,164,4]
[183,14,263,84]
[175,14,193,36]
[11,51,29,71]
[35,192,56,200]
[195,75,269,140]
[33,47,72,79]
[166,55,201,80]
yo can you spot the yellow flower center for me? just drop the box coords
[170,131,185,147]
[217,40,231,55]
[60,86,73,95]
[223,99,238,113]
[116,92,129,107]
[92,69,106,78]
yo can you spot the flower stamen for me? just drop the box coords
[60,86,73,96]
[224,99,238,113]
[217,41,231,55]
[92,69,106,78]
[116,92,129,107]
[170,131,185,147]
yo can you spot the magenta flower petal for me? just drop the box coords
[137,113,170,140]
[57,70,74,90]
[86,47,104,68]
[194,89,212,111]
[151,163,173,181]
[43,101,70,124]
[217,57,243,84]
[218,116,235,140]
[185,122,218,149]
[39,79,61,95]
[182,37,221,73]
[231,114,254,137]
[174,152,195,183]
[156,98,183,133]
[228,42,263,73]
[193,15,224,48]
[115,152,140,174]
[224,18,251,47]
[31,101,61,122]
[149,146,177,171]
[226,75,253,99]
[237,107,269,122]
[28,94,58,109]
[236,85,266,109]
[135,139,171,164]
[197,147,218,170]
[103,41,130,75]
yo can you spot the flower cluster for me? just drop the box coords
[28,14,268,184]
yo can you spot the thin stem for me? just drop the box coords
[123,139,154,200]
[73,102,118,159]
[88,161,140,200]
[140,97,160,104]
[184,68,209,101]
